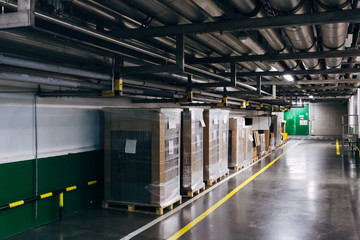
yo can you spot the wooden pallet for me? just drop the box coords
[102,198,182,215]
[205,171,229,186]
[229,165,242,172]
[184,186,206,198]
[252,157,258,162]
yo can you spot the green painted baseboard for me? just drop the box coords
[0,150,104,239]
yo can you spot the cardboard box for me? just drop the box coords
[181,108,205,192]
[244,126,253,165]
[245,116,271,130]
[104,108,182,207]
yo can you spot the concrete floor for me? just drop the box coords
[9,140,360,240]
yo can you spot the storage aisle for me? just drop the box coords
[9,140,360,240]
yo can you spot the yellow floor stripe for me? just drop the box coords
[167,141,302,240]
[336,139,340,155]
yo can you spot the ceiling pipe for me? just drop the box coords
[0,54,112,81]
[268,0,322,79]
[228,0,303,76]
[1,0,273,98]
[317,0,352,79]
[0,71,109,90]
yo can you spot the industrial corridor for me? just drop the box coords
[8,139,360,240]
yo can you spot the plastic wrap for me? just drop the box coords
[219,110,230,176]
[103,108,182,207]
[270,133,275,150]
[259,134,266,156]
[271,115,282,147]
[244,126,253,165]
[203,109,226,182]
[229,117,246,168]
[181,108,205,193]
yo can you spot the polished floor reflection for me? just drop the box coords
[9,140,360,240]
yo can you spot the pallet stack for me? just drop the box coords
[181,108,205,197]
[103,108,182,213]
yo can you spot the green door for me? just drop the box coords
[284,104,309,135]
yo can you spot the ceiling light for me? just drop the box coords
[284,74,294,81]
[309,95,314,99]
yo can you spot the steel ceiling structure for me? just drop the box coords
[0,0,359,108]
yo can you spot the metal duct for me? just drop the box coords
[317,0,351,79]
[229,0,300,71]
[268,0,322,79]
[0,54,112,81]
[0,71,109,90]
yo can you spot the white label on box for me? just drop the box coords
[249,134,254,142]
[223,116,228,124]
[213,130,217,140]
[125,140,137,154]
[200,119,206,127]
[300,120,308,126]
[168,118,176,129]
[196,134,201,147]
[213,116,219,125]
[223,132,226,143]
[168,140,174,155]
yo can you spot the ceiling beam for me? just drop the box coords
[187,49,360,64]
[111,9,360,38]
[280,85,357,91]
[234,68,360,78]
[246,78,360,85]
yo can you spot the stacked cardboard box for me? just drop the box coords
[228,117,245,169]
[203,109,229,183]
[181,108,205,193]
[103,108,182,208]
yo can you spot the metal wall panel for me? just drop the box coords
[310,102,347,136]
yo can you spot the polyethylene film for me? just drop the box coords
[244,126,253,164]
[181,108,205,192]
[103,108,182,207]
[203,109,230,182]
[260,133,266,155]
[229,117,246,168]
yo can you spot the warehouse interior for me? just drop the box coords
[1,0,360,239]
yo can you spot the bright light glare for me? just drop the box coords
[284,74,294,81]
[309,95,314,99]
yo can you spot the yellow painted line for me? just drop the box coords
[66,186,77,192]
[88,180,97,186]
[9,200,24,208]
[167,141,302,240]
[40,192,53,199]
[336,139,340,155]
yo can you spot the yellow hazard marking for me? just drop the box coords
[59,192,64,207]
[9,200,24,208]
[167,141,302,240]
[88,180,97,186]
[336,139,340,155]
[66,186,77,192]
[40,192,53,199]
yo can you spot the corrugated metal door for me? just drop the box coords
[310,102,347,136]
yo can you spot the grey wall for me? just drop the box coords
[310,101,347,136]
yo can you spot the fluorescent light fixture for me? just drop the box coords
[284,74,294,81]
[309,95,314,99]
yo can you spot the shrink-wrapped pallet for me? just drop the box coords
[203,109,229,183]
[104,108,182,208]
[181,108,205,193]
[244,126,254,165]
[228,117,245,169]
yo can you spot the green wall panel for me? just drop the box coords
[284,105,310,135]
[0,150,104,239]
